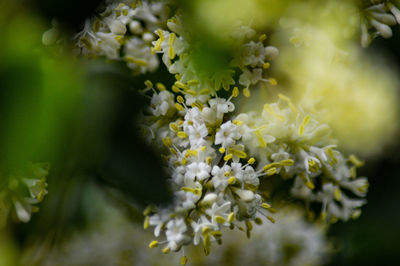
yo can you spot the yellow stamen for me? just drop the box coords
[143,216,150,229]
[175,103,184,111]
[349,154,364,167]
[265,167,277,176]
[156,82,166,91]
[267,216,275,223]
[169,123,179,132]
[232,120,243,126]
[268,78,277,86]
[168,32,176,46]
[224,154,233,161]
[232,87,239,97]
[186,89,197,96]
[162,137,172,147]
[281,159,294,166]
[215,216,226,224]
[320,212,327,221]
[243,88,251,97]
[200,88,211,95]
[254,217,263,225]
[149,240,158,248]
[334,188,341,201]
[188,80,200,86]
[171,85,181,93]
[175,81,188,90]
[162,247,170,254]
[228,212,235,223]
[305,181,315,190]
[181,256,187,265]
[228,148,247,159]
[263,104,285,121]
[298,115,311,136]
[261,203,271,209]
[125,56,148,66]
[177,95,185,104]
[245,220,253,231]
[202,226,211,235]
[177,131,188,138]
[254,130,266,148]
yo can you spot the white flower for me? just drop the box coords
[206,202,231,226]
[340,178,368,197]
[239,68,263,87]
[125,37,159,73]
[129,20,143,34]
[183,107,204,129]
[150,90,175,116]
[242,41,266,67]
[171,166,186,185]
[201,107,217,124]
[233,188,255,202]
[107,18,127,35]
[242,166,259,186]
[96,32,122,60]
[187,124,208,147]
[264,46,279,60]
[201,193,218,205]
[211,165,231,191]
[166,218,188,250]
[191,216,216,245]
[149,210,170,237]
[185,162,211,181]
[185,92,211,106]
[209,98,235,120]
[215,121,241,148]
[300,149,321,174]
[175,191,198,211]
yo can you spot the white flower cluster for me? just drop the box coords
[63,1,375,263]
[142,85,274,256]
[238,97,369,222]
[0,163,49,227]
[73,0,170,74]
[132,9,370,262]
[361,0,400,47]
[151,16,279,100]
[141,84,368,258]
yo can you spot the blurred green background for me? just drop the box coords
[0,0,400,265]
